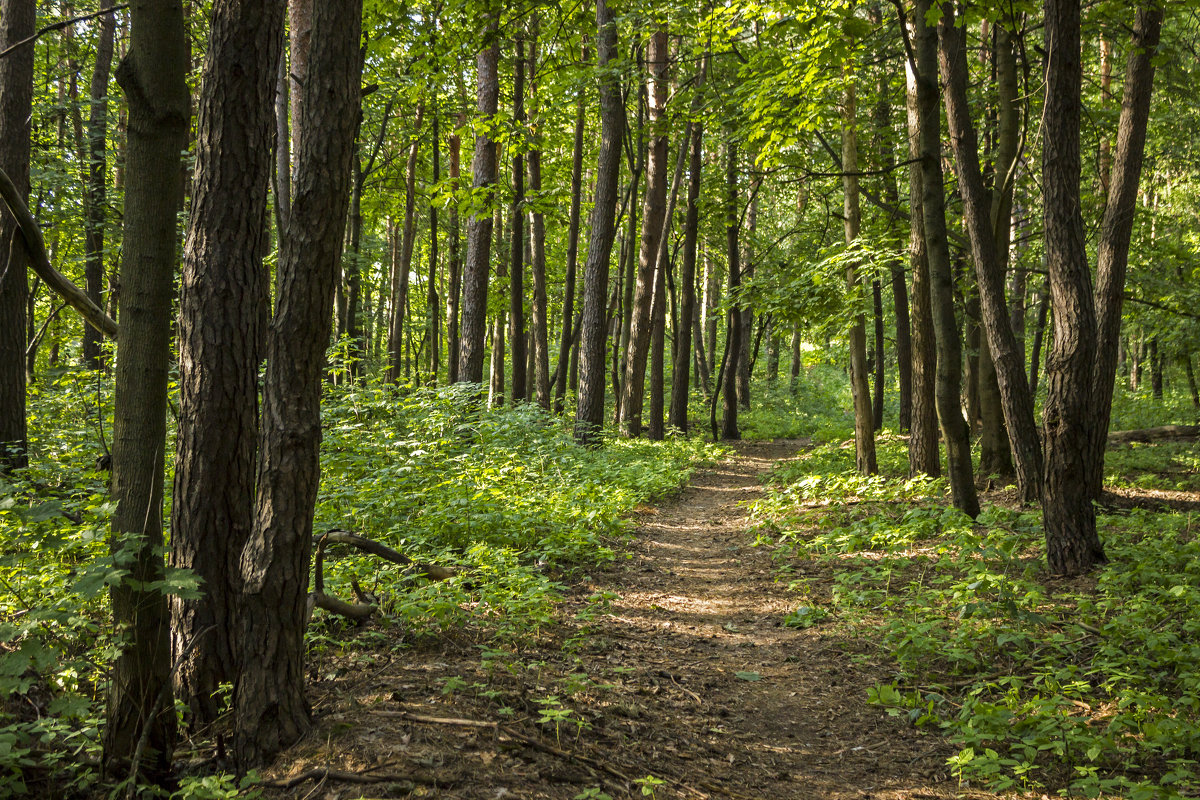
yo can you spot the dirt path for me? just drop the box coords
[268,441,974,799]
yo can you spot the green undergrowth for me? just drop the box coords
[753,437,1200,799]
[0,370,719,797]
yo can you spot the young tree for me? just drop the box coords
[236,0,361,765]
[720,139,741,441]
[103,0,190,780]
[171,0,284,727]
[82,2,117,371]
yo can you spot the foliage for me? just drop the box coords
[754,437,1200,798]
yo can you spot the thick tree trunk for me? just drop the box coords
[842,79,877,474]
[939,5,1042,502]
[103,0,189,781]
[171,0,282,730]
[235,0,360,766]
[574,0,622,445]
[1086,5,1164,498]
[457,19,499,386]
[82,4,116,371]
[669,118,703,433]
[0,0,34,474]
[287,0,312,172]
[1041,0,1105,574]
[721,140,741,441]
[554,47,587,414]
[914,0,976,514]
[388,104,424,384]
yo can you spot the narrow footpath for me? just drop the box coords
[266,441,988,800]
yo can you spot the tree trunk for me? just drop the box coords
[508,36,528,403]
[554,45,587,414]
[1086,4,1164,497]
[1041,0,1105,574]
[82,3,116,371]
[0,0,34,474]
[103,0,189,781]
[842,78,877,474]
[527,29,551,409]
[287,0,312,173]
[171,0,282,730]
[914,0,976,514]
[720,139,741,441]
[457,18,499,386]
[1028,277,1049,395]
[574,0,622,445]
[737,178,759,411]
[235,0,360,766]
[490,206,506,406]
[446,113,463,384]
[939,4,1042,502]
[1185,354,1199,408]
[904,31,938,476]
[872,278,885,430]
[427,106,440,383]
[388,103,424,384]
[669,116,703,433]
[789,326,802,394]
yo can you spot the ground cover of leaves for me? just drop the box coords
[256,441,1002,800]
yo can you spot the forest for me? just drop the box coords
[0,0,1198,797]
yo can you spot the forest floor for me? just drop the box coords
[256,439,999,800]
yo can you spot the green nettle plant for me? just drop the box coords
[755,437,1200,799]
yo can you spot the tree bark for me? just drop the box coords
[103,0,189,781]
[0,0,34,474]
[171,0,282,730]
[737,177,759,411]
[445,114,463,384]
[527,29,550,409]
[388,103,424,384]
[509,35,528,403]
[914,0,977,515]
[235,0,360,765]
[669,115,703,433]
[554,45,587,414]
[939,3,1041,501]
[1041,0,1105,574]
[427,105,440,383]
[457,16,499,386]
[721,139,741,441]
[82,3,116,371]
[842,78,877,474]
[574,0,622,445]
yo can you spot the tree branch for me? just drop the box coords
[0,5,129,61]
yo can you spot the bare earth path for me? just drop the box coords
[266,441,984,799]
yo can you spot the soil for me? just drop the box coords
[258,440,995,800]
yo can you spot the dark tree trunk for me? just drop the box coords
[620,29,668,437]
[83,4,116,371]
[527,29,551,409]
[235,0,360,767]
[171,0,282,729]
[0,0,34,474]
[1185,354,1199,408]
[457,19,499,386]
[554,45,587,414]
[843,79,876,474]
[1029,278,1049,395]
[446,114,463,384]
[721,139,741,441]
[914,0,976,514]
[789,326,802,394]
[872,279,885,430]
[509,37,527,403]
[1040,0,1105,574]
[669,116,703,433]
[737,178,759,411]
[389,104,424,384]
[1149,338,1162,399]
[427,106,441,383]
[1086,4,1164,497]
[103,0,189,781]
[489,206,506,406]
[904,33,938,476]
[574,0,622,445]
[939,4,1042,502]
[273,25,291,236]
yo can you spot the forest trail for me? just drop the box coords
[266,441,983,800]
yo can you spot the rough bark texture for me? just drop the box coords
[721,140,741,441]
[446,116,463,384]
[509,37,528,403]
[527,31,551,409]
[914,0,977,515]
[427,107,440,382]
[1041,0,1105,574]
[172,0,282,728]
[1086,5,1164,499]
[574,0,622,445]
[903,35,939,477]
[0,0,34,473]
[457,18,499,386]
[842,80,877,475]
[388,104,423,383]
[235,0,360,765]
[620,28,669,438]
[554,49,587,414]
[939,4,1041,502]
[82,3,116,370]
[102,0,189,780]
[669,119,703,433]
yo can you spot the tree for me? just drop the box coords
[171,0,283,727]
[82,1,116,371]
[0,0,35,474]
[668,96,704,433]
[103,0,190,780]
[720,139,741,441]
[236,0,361,765]
[575,0,623,445]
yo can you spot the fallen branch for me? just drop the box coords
[0,166,117,338]
[263,765,441,790]
[317,529,456,581]
[371,710,498,728]
[1107,425,1200,444]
